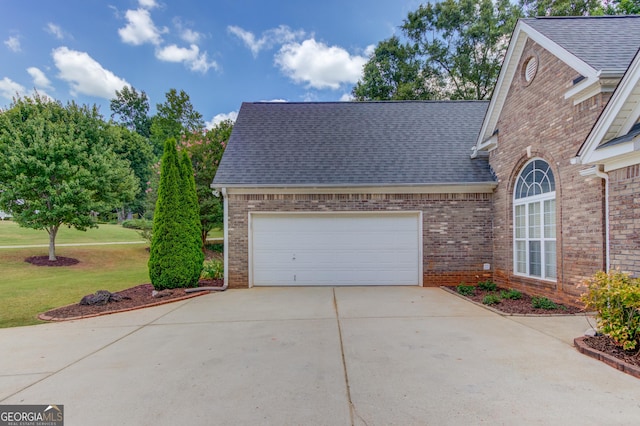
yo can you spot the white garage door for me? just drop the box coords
[250,212,422,286]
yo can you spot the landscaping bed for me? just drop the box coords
[40,280,223,321]
[444,282,584,315]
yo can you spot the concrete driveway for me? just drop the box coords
[1,287,639,425]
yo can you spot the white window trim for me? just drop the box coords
[513,161,557,282]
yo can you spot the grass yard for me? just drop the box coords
[0,220,145,246]
[0,221,224,328]
[0,245,150,328]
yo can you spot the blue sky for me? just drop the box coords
[0,0,421,128]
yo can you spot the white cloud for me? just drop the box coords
[260,98,287,103]
[274,39,367,90]
[173,18,202,43]
[206,111,238,129]
[52,47,129,99]
[228,25,305,57]
[138,0,158,9]
[4,36,21,52]
[46,23,64,40]
[155,44,218,73]
[339,93,354,102]
[118,8,165,46]
[156,43,199,62]
[26,67,53,89]
[0,77,25,100]
[181,28,202,44]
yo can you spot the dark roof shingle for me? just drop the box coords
[213,101,493,187]
[524,16,640,72]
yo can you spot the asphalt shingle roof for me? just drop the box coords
[213,101,493,187]
[524,16,640,72]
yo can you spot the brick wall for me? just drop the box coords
[226,192,493,288]
[489,39,608,304]
[609,165,640,276]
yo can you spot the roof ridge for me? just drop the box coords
[246,100,490,105]
[523,15,640,20]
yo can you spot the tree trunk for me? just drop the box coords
[48,225,59,261]
[201,228,208,253]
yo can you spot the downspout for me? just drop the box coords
[186,187,228,293]
[594,166,610,272]
[579,165,610,271]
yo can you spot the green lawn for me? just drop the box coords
[0,221,145,246]
[0,245,151,328]
[0,221,224,328]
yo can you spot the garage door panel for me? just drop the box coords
[251,213,421,286]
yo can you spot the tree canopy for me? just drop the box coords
[179,119,232,247]
[353,0,521,101]
[353,0,637,102]
[0,95,138,260]
[110,85,152,138]
[150,89,205,156]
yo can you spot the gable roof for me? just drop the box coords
[524,16,640,73]
[578,48,640,171]
[475,16,640,152]
[213,101,494,188]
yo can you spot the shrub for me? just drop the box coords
[457,284,475,296]
[482,294,502,305]
[149,139,202,290]
[122,218,152,230]
[201,259,224,280]
[501,289,522,300]
[531,296,559,310]
[478,280,497,291]
[581,270,640,351]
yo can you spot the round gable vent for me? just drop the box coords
[522,56,538,84]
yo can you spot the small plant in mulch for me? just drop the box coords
[456,284,476,297]
[531,296,562,310]
[500,289,522,300]
[482,294,502,305]
[478,280,497,291]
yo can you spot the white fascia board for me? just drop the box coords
[476,20,597,148]
[223,183,497,195]
[476,22,527,147]
[580,50,640,164]
[583,136,640,171]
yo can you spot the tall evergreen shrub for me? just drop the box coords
[148,139,200,289]
[180,150,204,282]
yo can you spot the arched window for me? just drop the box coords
[514,159,556,280]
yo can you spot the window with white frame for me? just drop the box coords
[514,159,556,280]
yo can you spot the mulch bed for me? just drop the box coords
[580,335,640,369]
[26,255,80,267]
[40,280,223,321]
[444,285,584,315]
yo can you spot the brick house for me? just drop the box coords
[213,16,640,302]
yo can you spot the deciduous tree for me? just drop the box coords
[0,95,137,260]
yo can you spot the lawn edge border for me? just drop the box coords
[440,286,594,317]
[38,291,210,322]
[574,336,640,379]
